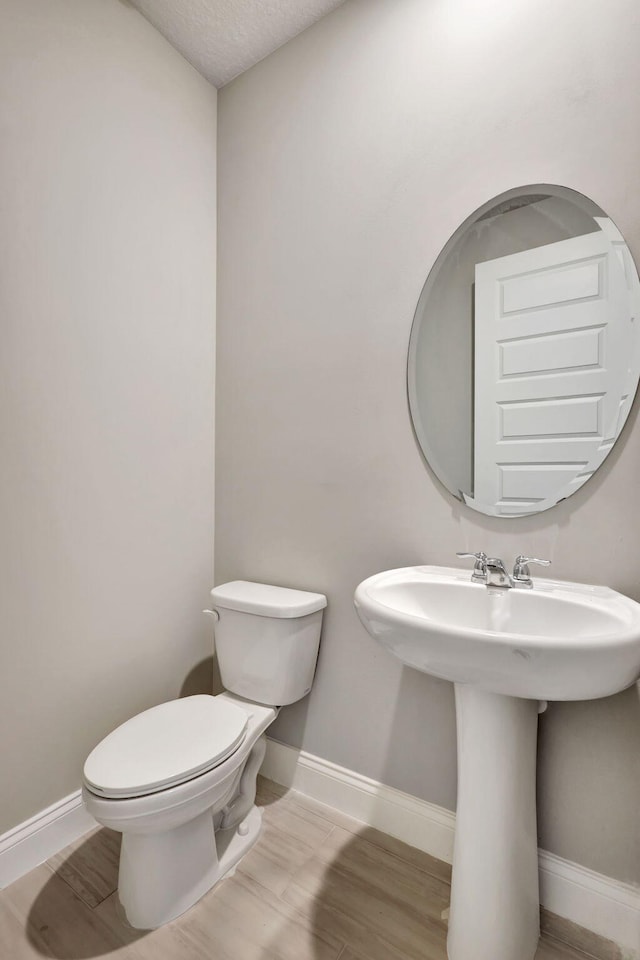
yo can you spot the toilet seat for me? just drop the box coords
[83,695,248,799]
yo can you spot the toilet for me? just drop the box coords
[82,580,326,930]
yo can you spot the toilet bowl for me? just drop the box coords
[82,581,326,929]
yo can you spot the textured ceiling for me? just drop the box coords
[130,0,348,88]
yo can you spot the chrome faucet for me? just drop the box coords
[457,552,550,588]
[485,557,513,588]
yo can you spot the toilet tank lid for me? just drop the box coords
[211,581,327,618]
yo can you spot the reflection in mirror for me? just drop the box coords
[408,185,640,517]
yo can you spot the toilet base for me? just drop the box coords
[119,804,262,929]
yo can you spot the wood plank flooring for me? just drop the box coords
[0,778,596,960]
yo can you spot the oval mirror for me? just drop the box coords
[408,184,640,517]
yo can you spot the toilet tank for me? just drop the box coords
[209,581,327,706]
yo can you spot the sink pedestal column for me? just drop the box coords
[448,685,540,960]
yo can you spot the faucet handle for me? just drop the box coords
[456,551,488,583]
[513,555,551,586]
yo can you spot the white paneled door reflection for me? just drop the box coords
[473,228,633,515]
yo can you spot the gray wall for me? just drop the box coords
[0,0,217,834]
[216,0,640,882]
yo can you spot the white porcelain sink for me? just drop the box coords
[354,565,640,960]
[354,565,640,700]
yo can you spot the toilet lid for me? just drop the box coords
[83,695,248,799]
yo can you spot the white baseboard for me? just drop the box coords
[538,850,640,958]
[0,791,96,889]
[262,737,640,958]
[262,734,457,864]
[2,742,637,957]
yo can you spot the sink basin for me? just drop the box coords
[354,565,640,700]
[355,564,640,960]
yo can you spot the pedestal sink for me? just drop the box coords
[354,565,640,960]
